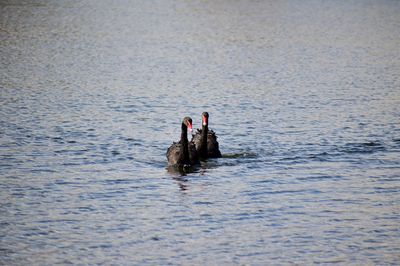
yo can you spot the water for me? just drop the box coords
[1,0,400,264]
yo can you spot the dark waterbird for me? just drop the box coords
[191,112,222,159]
[166,117,199,167]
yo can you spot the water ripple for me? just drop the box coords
[1,0,399,265]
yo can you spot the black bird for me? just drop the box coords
[191,112,222,159]
[167,117,199,166]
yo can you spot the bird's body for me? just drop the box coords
[191,112,222,159]
[191,129,221,158]
[166,140,199,166]
[167,117,199,167]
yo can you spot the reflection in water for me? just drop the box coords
[166,164,199,176]
[172,176,189,192]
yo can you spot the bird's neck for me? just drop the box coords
[180,123,190,164]
[199,124,208,157]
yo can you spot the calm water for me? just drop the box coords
[1,0,400,264]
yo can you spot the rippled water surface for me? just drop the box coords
[1,0,400,264]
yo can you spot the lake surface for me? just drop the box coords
[1,0,400,264]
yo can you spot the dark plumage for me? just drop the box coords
[191,112,222,159]
[167,117,199,166]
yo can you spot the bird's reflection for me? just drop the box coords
[166,165,192,192]
[166,161,214,192]
[166,165,195,175]
[173,176,189,191]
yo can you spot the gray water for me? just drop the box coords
[1,0,400,265]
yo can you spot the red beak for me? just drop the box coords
[187,122,193,131]
[202,116,208,126]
